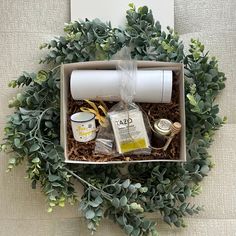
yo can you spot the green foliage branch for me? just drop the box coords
[1,4,226,236]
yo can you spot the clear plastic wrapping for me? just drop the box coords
[94,118,116,155]
[95,50,151,156]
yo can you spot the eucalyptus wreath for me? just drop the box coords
[0,4,226,236]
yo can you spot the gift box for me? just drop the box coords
[60,60,186,163]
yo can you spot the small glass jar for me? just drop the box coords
[152,119,172,148]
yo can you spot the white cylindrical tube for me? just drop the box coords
[70,70,172,103]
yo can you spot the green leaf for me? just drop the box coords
[176,180,185,188]
[161,179,170,184]
[87,222,95,230]
[59,201,65,207]
[178,194,185,202]
[184,188,191,197]
[89,196,103,207]
[209,69,218,77]
[180,203,188,211]
[200,165,210,175]
[111,198,120,208]
[142,220,151,230]
[49,51,57,58]
[115,184,121,194]
[128,3,135,9]
[67,53,74,61]
[34,70,48,85]
[138,6,148,15]
[122,179,131,188]
[85,209,95,219]
[134,183,141,188]
[170,214,178,223]
[14,138,21,148]
[48,174,61,182]
[96,209,103,217]
[187,94,198,107]
[95,195,103,205]
[29,119,35,129]
[19,107,31,115]
[124,225,133,235]
[16,93,24,102]
[193,173,203,181]
[186,208,194,215]
[51,182,63,187]
[47,207,53,213]
[128,184,136,193]
[132,228,140,236]
[117,215,127,226]
[32,157,40,164]
[49,195,56,201]
[120,196,127,207]
[55,56,62,63]
[30,144,40,153]
[49,202,56,207]
[50,40,57,48]
[8,158,16,165]
[174,220,181,227]
[33,92,39,102]
[139,187,148,193]
[164,216,171,225]
[45,121,53,128]
[117,32,126,43]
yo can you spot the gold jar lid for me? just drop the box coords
[154,119,172,136]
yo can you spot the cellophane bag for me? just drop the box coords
[95,50,151,156]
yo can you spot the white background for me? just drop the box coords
[71,0,174,29]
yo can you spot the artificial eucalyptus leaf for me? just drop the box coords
[164,216,171,226]
[120,196,128,207]
[124,225,134,235]
[122,179,131,188]
[14,138,21,148]
[111,198,120,208]
[30,144,40,153]
[117,216,126,226]
[45,121,53,128]
[200,165,210,175]
[85,209,95,219]
[95,195,103,205]
[31,157,40,164]
[48,175,61,182]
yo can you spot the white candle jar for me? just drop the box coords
[71,112,96,142]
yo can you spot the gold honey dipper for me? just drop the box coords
[163,122,182,151]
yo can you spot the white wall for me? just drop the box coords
[71,0,174,29]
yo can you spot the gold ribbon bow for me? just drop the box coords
[80,100,108,127]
